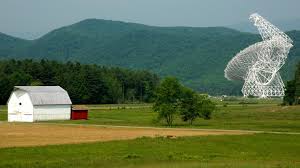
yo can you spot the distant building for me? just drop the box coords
[7,86,72,122]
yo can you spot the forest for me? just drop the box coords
[0,59,160,104]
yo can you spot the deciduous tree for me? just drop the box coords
[153,77,182,126]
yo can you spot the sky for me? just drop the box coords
[0,0,299,39]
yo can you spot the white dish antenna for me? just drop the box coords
[225,13,293,98]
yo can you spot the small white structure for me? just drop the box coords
[7,86,72,122]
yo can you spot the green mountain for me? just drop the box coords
[0,19,300,95]
[0,32,31,57]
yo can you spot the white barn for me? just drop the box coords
[7,86,72,122]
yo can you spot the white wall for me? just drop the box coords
[33,105,71,121]
[8,90,34,122]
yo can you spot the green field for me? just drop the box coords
[1,102,300,167]
[1,134,300,168]
[51,103,300,132]
[1,102,300,132]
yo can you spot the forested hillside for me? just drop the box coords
[0,19,299,95]
[0,59,159,104]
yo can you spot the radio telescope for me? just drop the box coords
[224,13,293,98]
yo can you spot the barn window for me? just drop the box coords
[19,102,22,105]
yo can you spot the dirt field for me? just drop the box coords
[0,123,254,148]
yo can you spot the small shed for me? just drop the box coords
[71,105,88,120]
[7,86,72,122]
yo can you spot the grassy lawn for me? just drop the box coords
[1,103,300,132]
[47,103,300,132]
[1,133,300,168]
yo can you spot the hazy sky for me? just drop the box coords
[0,0,299,38]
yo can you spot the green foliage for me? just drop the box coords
[179,90,215,124]
[1,20,300,95]
[198,94,216,120]
[153,77,216,126]
[179,88,200,125]
[284,80,296,105]
[284,62,300,105]
[295,62,300,104]
[0,59,159,104]
[153,77,182,126]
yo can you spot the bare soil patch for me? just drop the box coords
[0,123,253,148]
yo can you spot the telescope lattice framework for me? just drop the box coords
[224,13,293,98]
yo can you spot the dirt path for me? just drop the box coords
[0,123,253,148]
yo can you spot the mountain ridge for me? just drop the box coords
[228,18,300,33]
[0,19,299,95]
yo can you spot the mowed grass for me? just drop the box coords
[55,106,156,126]
[45,103,300,132]
[1,133,300,168]
[1,103,300,132]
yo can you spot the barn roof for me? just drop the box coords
[72,105,88,110]
[14,86,72,105]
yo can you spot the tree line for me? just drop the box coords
[284,62,300,105]
[0,59,159,104]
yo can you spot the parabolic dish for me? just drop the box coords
[224,13,293,98]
